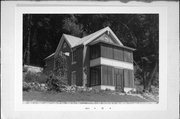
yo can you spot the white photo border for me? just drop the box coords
[14,4,168,111]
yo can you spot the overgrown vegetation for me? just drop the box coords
[23,72,47,84]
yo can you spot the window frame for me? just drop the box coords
[90,44,100,60]
[90,66,101,86]
[72,49,77,64]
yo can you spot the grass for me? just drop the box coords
[23,90,151,103]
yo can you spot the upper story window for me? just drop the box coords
[90,43,133,63]
[101,45,113,59]
[63,42,67,49]
[123,50,133,63]
[90,45,100,59]
[72,49,77,64]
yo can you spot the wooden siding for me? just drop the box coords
[71,46,83,86]
[91,32,119,46]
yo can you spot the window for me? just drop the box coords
[71,71,76,85]
[63,42,67,49]
[90,45,100,59]
[90,66,100,86]
[113,48,123,61]
[123,69,134,87]
[124,50,133,63]
[101,66,113,86]
[72,50,77,64]
[101,45,113,59]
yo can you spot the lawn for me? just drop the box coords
[23,90,152,103]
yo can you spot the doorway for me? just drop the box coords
[114,68,124,91]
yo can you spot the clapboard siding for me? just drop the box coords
[71,46,83,86]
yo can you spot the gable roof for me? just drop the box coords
[63,34,81,48]
[83,26,123,46]
[45,27,126,60]
[72,26,123,48]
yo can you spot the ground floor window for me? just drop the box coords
[71,71,76,85]
[101,65,113,86]
[90,65,134,88]
[124,69,134,88]
[90,66,101,86]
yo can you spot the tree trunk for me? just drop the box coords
[147,62,157,92]
[26,14,31,65]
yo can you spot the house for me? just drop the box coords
[44,27,135,92]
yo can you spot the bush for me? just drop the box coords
[46,74,67,92]
[23,66,28,72]
[23,82,31,92]
[23,72,48,84]
[36,72,48,84]
[23,72,37,83]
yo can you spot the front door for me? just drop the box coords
[114,68,124,91]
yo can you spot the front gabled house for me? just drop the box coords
[44,27,135,92]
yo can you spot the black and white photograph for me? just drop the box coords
[22,14,159,103]
[1,2,179,119]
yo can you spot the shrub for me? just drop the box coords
[23,72,48,84]
[36,72,48,84]
[23,72,37,83]
[23,66,28,72]
[46,74,67,92]
[23,82,31,92]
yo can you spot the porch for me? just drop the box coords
[88,41,135,91]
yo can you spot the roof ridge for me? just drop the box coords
[82,26,109,39]
[73,26,109,47]
[63,33,81,39]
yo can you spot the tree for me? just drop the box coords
[62,15,84,37]
[23,14,32,65]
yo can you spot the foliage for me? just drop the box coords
[46,73,67,92]
[23,72,48,84]
[23,82,31,92]
[54,53,68,82]
[23,81,48,92]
